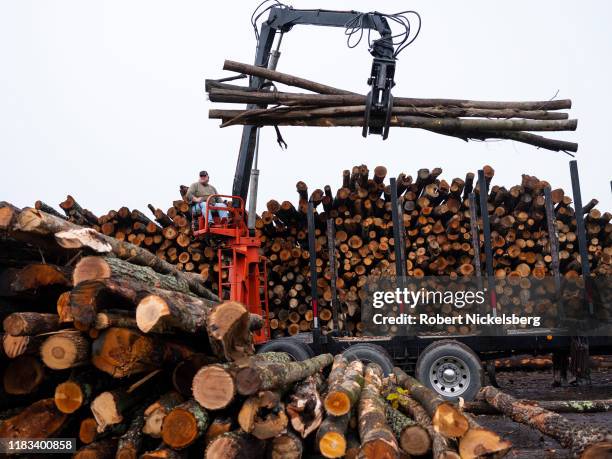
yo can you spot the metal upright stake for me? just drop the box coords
[544,186,564,318]
[569,160,594,315]
[307,201,319,330]
[477,170,497,318]
[468,192,485,315]
[326,217,340,334]
[390,178,406,313]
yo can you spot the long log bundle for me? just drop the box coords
[207,60,579,153]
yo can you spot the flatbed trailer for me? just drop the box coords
[256,161,612,401]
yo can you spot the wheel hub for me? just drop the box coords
[429,356,470,397]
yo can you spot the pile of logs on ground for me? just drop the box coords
[207,60,579,153]
[14,160,612,337]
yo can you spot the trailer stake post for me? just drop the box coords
[307,200,322,350]
[390,177,407,313]
[544,186,564,319]
[569,160,594,315]
[326,217,340,335]
[468,192,485,315]
[477,170,499,322]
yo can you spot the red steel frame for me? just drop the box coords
[193,195,270,344]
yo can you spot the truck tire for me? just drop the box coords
[415,339,483,401]
[342,343,394,375]
[257,337,314,361]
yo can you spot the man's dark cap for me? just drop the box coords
[199,170,208,177]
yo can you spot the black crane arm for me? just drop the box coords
[232,6,397,203]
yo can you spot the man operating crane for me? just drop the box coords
[185,170,229,223]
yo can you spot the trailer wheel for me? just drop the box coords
[416,340,483,401]
[342,343,394,375]
[257,337,314,361]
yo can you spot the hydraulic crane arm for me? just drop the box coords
[232,6,398,203]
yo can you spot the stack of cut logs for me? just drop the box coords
[25,160,612,337]
[1,202,611,458]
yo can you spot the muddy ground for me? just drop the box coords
[476,366,612,458]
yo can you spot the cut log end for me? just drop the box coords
[90,392,122,432]
[433,402,469,438]
[79,417,99,444]
[73,256,112,285]
[54,380,84,414]
[319,431,346,458]
[235,367,262,396]
[192,364,236,410]
[401,425,432,456]
[458,427,512,459]
[360,438,400,459]
[324,392,351,416]
[581,441,612,459]
[161,408,200,449]
[135,295,170,333]
[40,332,89,370]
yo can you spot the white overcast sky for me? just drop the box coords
[1,1,610,215]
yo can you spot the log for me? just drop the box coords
[192,352,292,410]
[94,310,137,330]
[92,327,193,377]
[222,61,572,109]
[90,371,160,433]
[316,413,350,458]
[235,353,333,395]
[73,256,195,297]
[358,363,400,459]
[2,333,47,358]
[13,208,217,300]
[205,430,265,459]
[385,404,431,456]
[2,263,72,292]
[161,399,210,449]
[142,391,184,438]
[465,398,612,415]
[2,355,45,395]
[209,92,569,120]
[388,387,460,459]
[54,368,110,414]
[286,373,325,438]
[172,353,217,396]
[135,291,216,334]
[324,357,364,416]
[481,386,612,457]
[203,416,233,446]
[458,412,512,459]
[206,301,254,361]
[141,445,187,459]
[3,312,61,336]
[73,438,117,459]
[237,390,288,440]
[0,398,67,438]
[40,329,90,370]
[394,367,468,438]
[269,430,303,459]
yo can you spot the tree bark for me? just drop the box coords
[3,312,61,336]
[385,404,431,456]
[316,413,351,458]
[40,329,90,370]
[235,353,333,395]
[286,373,325,438]
[13,208,217,300]
[465,398,612,414]
[270,430,303,459]
[0,398,67,438]
[358,363,400,459]
[205,430,266,459]
[142,391,184,438]
[324,357,364,416]
[237,390,288,440]
[481,386,612,457]
[91,327,193,378]
[394,367,468,439]
[161,399,210,449]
